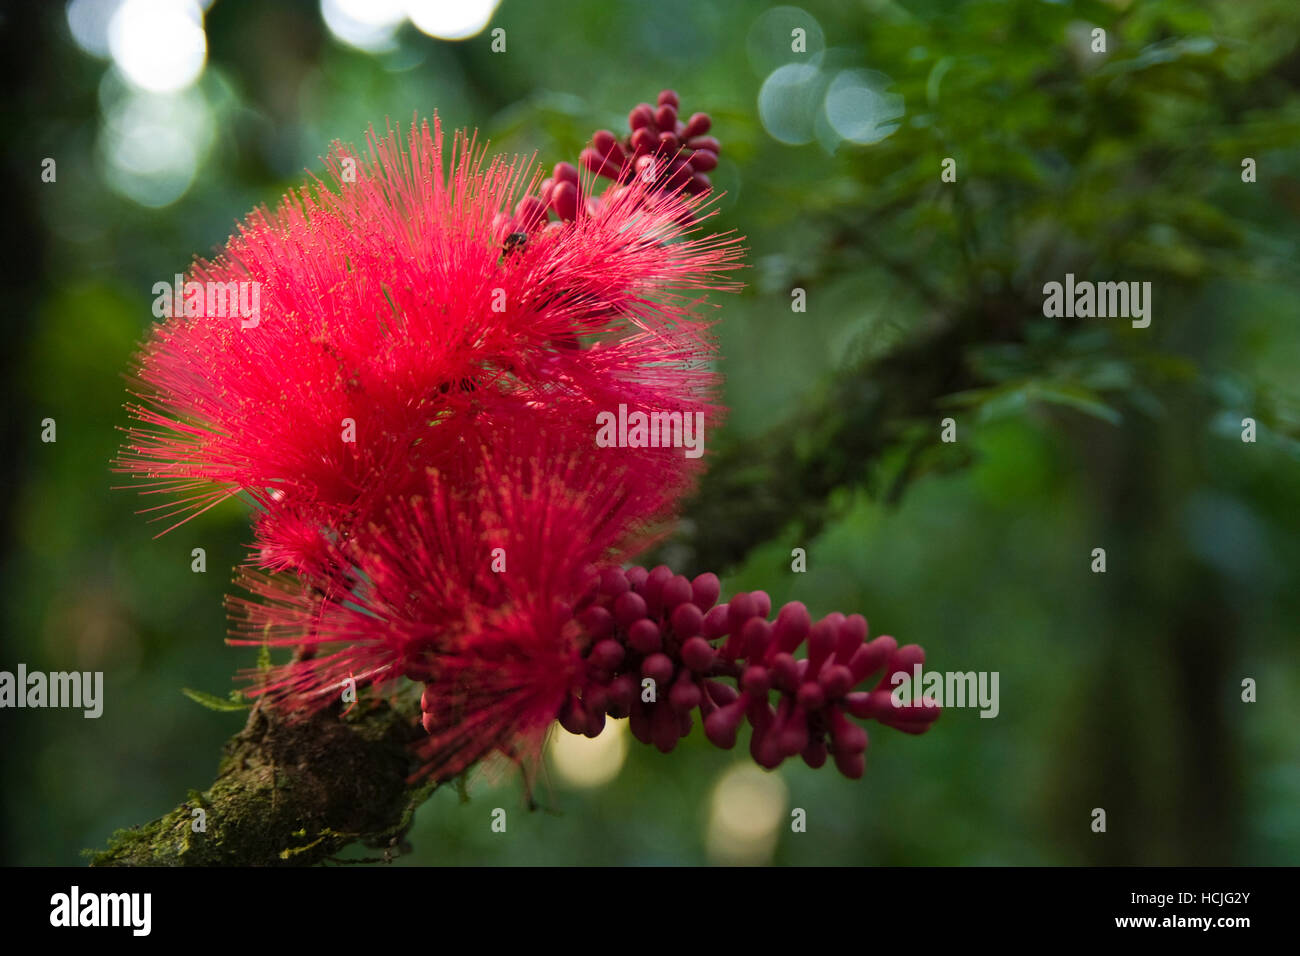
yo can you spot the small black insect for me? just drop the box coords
[502,231,529,255]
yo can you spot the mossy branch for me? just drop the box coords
[663,310,993,576]
[89,698,435,867]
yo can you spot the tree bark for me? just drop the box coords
[90,699,436,866]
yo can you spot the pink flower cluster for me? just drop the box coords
[556,564,940,779]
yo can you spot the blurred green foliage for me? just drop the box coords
[2,0,1298,865]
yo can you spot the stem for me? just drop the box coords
[89,698,435,867]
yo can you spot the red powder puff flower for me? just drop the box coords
[120,92,938,787]
[118,114,742,565]
[229,420,676,781]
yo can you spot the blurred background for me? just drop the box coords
[2,0,1298,866]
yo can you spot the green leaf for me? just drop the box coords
[1031,383,1124,425]
[182,688,251,712]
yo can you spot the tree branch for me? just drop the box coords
[660,315,984,575]
[89,698,435,866]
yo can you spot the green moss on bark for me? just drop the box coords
[89,699,435,866]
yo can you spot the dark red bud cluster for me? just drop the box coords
[493,90,718,245]
[580,89,718,198]
[551,564,940,779]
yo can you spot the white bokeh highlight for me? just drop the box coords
[548,717,629,789]
[107,0,207,94]
[320,0,406,52]
[406,0,502,40]
[706,763,789,864]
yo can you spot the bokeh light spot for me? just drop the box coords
[548,718,629,789]
[824,69,904,145]
[758,60,827,146]
[407,0,502,40]
[66,0,124,59]
[320,0,406,53]
[706,764,788,864]
[746,5,825,78]
[107,0,207,94]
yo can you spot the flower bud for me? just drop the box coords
[680,635,715,672]
[778,705,809,757]
[806,618,836,676]
[704,700,744,749]
[651,702,681,753]
[884,643,926,684]
[550,180,579,221]
[661,574,693,610]
[704,679,738,705]
[702,603,730,638]
[829,707,869,755]
[613,590,648,628]
[686,172,712,195]
[741,664,771,695]
[770,652,800,692]
[669,672,702,712]
[558,695,588,735]
[797,681,826,712]
[833,749,865,780]
[514,195,547,232]
[599,566,630,598]
[670,601,704,639]
[630,127,657,155]
[606,674,636,718]
[578,604,614,641]
[836,614,868,661]
[641,652,674,686]
[628,702,653,744]
[773,601,810,652]
[584,683,609,718]
[691,572,721,610]
[802,739,828,769]
[628,104,655,130]
[580,147,619,179]
[728,592,757,636]
[819,664,854,699]
[592,130,623,163]
[750,724,785,769]
[589,639,625,673]
[552,160,579,185]
[740,617,772,660]
[849,635,896,684]
[683,112,711,139]
[627,618,662,654]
